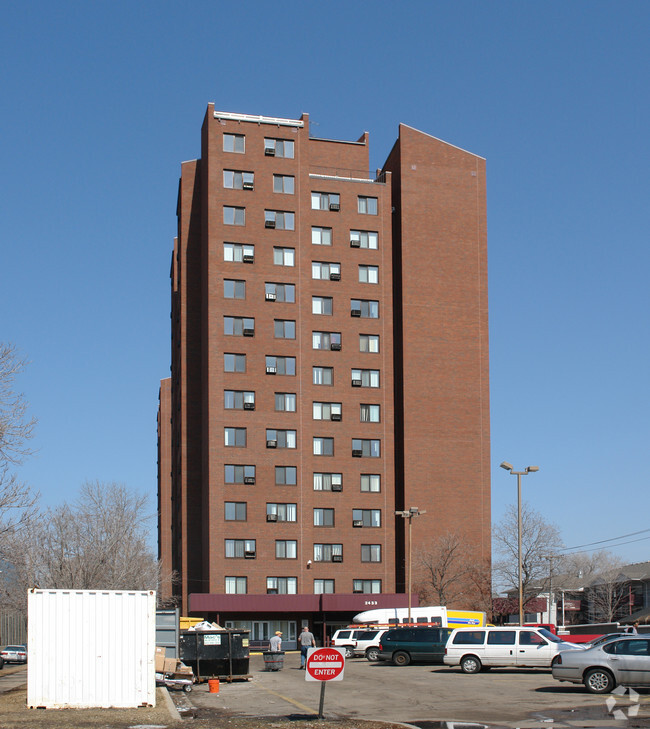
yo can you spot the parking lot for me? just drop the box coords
[183,652,650,727]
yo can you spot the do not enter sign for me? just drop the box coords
[305,646,345,682]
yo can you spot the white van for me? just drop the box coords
[330,628,368,658]
[444,626,581,673]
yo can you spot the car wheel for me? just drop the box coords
[460,655,482,674]
[393,651,411,667]
[344,645,355,659]
[183,684,193,693]
[366,647,380,662]
[584,668,615,694]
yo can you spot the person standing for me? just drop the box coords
[299,625,315,669]
[269,630,282,652]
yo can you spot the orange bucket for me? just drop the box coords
[208,679,220,693]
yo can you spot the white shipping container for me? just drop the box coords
[28,589,156,708]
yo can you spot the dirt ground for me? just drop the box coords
[0,685,407,729]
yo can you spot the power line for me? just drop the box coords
[559,528,650,554]
[558,534,650,557]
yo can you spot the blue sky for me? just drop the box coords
[2,1,648,564]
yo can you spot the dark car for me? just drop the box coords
[378,627,453,666]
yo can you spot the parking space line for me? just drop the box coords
[258,685,318,715]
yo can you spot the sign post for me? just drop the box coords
[305,646,345,719]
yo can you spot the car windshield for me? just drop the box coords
[5,646,24,651]
[538,628,563,643]
[358,631,378,639]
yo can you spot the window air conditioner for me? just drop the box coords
[329,272,341,281]
[350,239,361,248]
[266,367,277,375]
[351,379,362,387]
[329,203,340,212]
[243,254,254,263]
[265,292,277,301]
[330,342,341,351]
[353,520,364,527]
[352,449,363,457]
[331,483,343,492]
[265,220,276,229]
[266,440,277,448]
[243,402,255,410]
[243,328,255,337]
[244,476,256,485]
[266,513,278,522]
[265,147,276,156]
[351,309,361,317]
[244,550,256,558]
[331,413,342,421]
[242,182,254,190]
[332,554,343,562]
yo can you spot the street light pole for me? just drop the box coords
[500,462,539,626]
[395,507,426,623]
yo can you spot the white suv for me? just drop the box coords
[352,629,387,661]
[330,629,367,658]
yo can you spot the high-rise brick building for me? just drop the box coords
[158,105,490,648]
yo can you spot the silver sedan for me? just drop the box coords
[552,635,650,693]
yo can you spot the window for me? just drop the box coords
[311,192,340,211]
[312,296,333,315]
[274,319,296,339]
[266,429,296,448]
[266,503,297,522]
[353,579,381,593]
[350,230,378,249]
[225,464,255,484]
[313,472,342,491]
[312,226,332,246]
[224,353,246,372]
[360,474,381,492]
[313,437,334,456]
[225,576,247,594]
[313,366,333,385]
[224,316,255,336]
[223,170,254,189]
[273,175,295,194]
[273,246,295,266]
[361,544,381,562]
[274,392,297,412]
[275,540,297,559]
[452,631,485,646]
[314,508,335,526]
[225,539,256,558]
[351,299,379,318]
[265,282,295,303]
[360,404,380,422]
[275,466,297,485]
[352,508,381,527]
[265,210,295,230]
[313,331,341,350]
[224,428,247,447]
[224,390,255,409]
[313,402,342,421]
[358,265,379,284]
[224,279,246,299]
[314,579,335,594]
[313,544,342,562]
[352,439,380,457]
[351,369,380,388]
[224,242,254,262]
[264,138,294,158]
[266,577,297,594]
[359,334,379,353]
[487,631,516,645]
[266,356,296,376]
[223,133,245,153]
[312,261,341,280]
[223,206,245,226]
[358,196,378,215]
[225,502,247,520]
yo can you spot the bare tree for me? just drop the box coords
[414,532,491,611]
[492,502,564,609]
[585,553,629,622]
[0,343,38,556]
